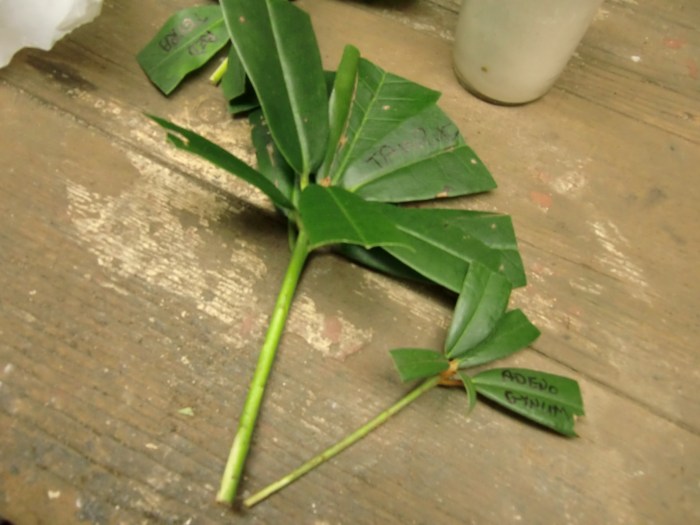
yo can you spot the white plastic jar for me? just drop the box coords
[453,0,604,105]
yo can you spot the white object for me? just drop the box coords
[453,0,603,104]
[0,0,103,68]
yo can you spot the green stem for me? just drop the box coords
[243,376,441,508]
[209,57,229,85]
[216,230,310,505]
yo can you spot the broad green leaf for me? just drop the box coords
[149,116,293,210]
[249,110,295,204]
[221,44,247,101]
[137,6,229,95]
[457,309,540,369]
[473,368,585,437]
[444,263,512,358]
[342,105,496,202]
[389,208,526,287]
[446,211,525,287]
[298,186,406,250]
[390,349,450,382]
[300,186,515,293]
[220,0,329,174]
[458,371,477,415]
[319,45,361,182]
[227,69,336,117]
[328,58,440,182]
[382,208,505,293]
[384,235,498,294]
[335,245,429,284]
[366,208,526,293]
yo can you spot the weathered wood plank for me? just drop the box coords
[0,0,698,523]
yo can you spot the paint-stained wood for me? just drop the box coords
[0,0,698,523]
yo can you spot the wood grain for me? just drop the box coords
[1,0,698,523]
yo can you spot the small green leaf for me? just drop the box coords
[148,115,293,211]
[221,46,262,115]
[319,45,361,182]
[390,349,450,382]
[178,407,195,417]
[457,371,477,415]
[220,44,247,101]
[221,0,329,174]
[444,263,512,359]
[249,110,294,204]
[137,6,229,95]
[458,309,540,369]
[473,368,585,436]
[298,186,407,250]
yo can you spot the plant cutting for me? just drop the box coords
[137,0,584,508]
[244,261,583,507]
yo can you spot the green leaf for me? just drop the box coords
[249,110,295,205]
[148,115,293,211]
[444,263,512,359]
[382,208,505,293]
[228,84,261,115]
[298,186,406,250]
[390,349,450,382]
[221,46,262,115]
[137,6,230,95]
[177,407,195,417]
[300,186,517,293]
[388,208,526,288]
[220,0,329,174]
[458,309,540,369]
[221,44,247,101]
[473,368,585,437]
[228,69,335,117]
[328,58,440,182]
[319,45,361,182]
[458,371,477,415]
[445,211,525,288]
[342,105,496,202]
[335,244,430,285]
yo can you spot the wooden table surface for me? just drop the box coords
[1,0,698,523]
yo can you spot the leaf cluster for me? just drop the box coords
[138,1,525,293]
[137,0,585,505]
[390,263,584,436]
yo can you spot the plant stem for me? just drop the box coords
[209,57,229,84]
[216,230,310,505]
[243,376,441,508]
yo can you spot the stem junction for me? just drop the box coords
[244,376,441,508]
